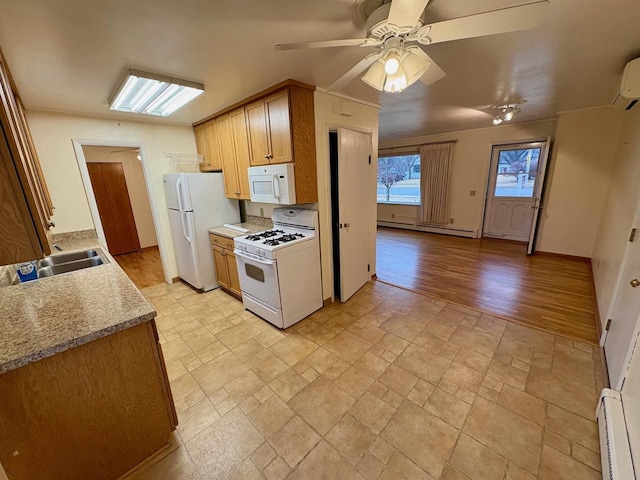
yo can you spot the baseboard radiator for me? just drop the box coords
[377,220,478,238]
[597,388,636,479]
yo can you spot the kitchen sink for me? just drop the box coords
[37,256,106,278]
[38,249,101,267]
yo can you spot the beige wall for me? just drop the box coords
[314,92,380,301]
[25,110,197,278]
[592,108,640,327]
[535,107,624,257]
[378,119,557,236]
[83,146,158,249]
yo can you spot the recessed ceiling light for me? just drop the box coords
[109,69,204,116]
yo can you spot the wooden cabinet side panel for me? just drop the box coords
[212,245,230,289]
[215,114,240,198]
[245,100,270,166]
[229,108,252,200]
[194,124,209,168]
[289,86,318,204]
[226,250,242,297]
[147,320,178,429]
[0,323,173,480]
[265,90,292,164]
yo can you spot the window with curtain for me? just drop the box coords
[418,141,455,225]
[376,154,421,204]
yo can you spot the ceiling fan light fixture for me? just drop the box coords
[402,48,431,86]
[361,59,387,91]
[493,117,503,125]
[384,52,401,74]
[491,100,525,125]
[383,68,408,93]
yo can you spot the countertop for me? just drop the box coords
[0,230,156,375]
[208,216,273,239]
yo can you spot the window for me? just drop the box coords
[493,148,541,197]
[377,154,421,204]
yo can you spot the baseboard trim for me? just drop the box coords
[323,297,333,307]
[377,221,478,238]
[536,250,591,263]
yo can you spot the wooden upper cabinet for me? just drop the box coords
[264,90,292,164]
[195,121,222,171]
[215,113,240,198]
[245,99,270,166]
[0,49,53,265]
[229,108,251,199]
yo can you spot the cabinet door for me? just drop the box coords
[226,250,242,297]
[215,114,240,199]
[265,90,292,164]
[193,124,209,168]
[204,120,222,170]
[229,108,251,200]
[245,99,270,166]
[212,246,230,289]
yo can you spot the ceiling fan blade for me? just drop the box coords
[275,39,370,51]
[425,0,549,45]
[387,0,431,33]
[418,51,446,86]
[327,53,381,91]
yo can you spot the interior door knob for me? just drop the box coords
[630,278,640,288]
[344,223,350,228]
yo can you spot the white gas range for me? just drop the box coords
[234,208,322,329]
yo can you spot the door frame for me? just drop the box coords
[72,138,172,284]
[479,136,551,253]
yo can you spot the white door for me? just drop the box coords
[483,140,550,243]
[338,128,371,302]
[604,225,640,389]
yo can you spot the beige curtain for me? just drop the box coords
[418,142,455,225]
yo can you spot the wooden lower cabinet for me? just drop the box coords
[210,234,241,298]
[0,320,177,480]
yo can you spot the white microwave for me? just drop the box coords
[248,163,296,205]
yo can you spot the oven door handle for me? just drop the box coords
[234,249,275,265]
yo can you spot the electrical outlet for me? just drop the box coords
[391,213,395,219]
[450,218,454,224]
[260,207,264,217]
[470,190,476,196]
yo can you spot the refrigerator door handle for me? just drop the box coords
[181,212,191,243]
[176,176,185,211]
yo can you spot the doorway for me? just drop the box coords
[483,138,551,253]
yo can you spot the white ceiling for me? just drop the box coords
[0,0,639,140]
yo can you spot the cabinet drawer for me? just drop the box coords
[209,233,235,250]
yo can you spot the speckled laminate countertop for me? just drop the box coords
[0,230,156,374]
[208,216,273,239]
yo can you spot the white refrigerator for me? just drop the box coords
[163,173,240,291]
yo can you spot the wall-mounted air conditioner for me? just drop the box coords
[613,57,640,110]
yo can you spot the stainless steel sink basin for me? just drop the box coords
[38,257,106,278]
[38,249,100,267]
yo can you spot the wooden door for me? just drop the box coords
[483,142,547,242]
[216,114,239,198]
[245,99,270,166]
[229,108,251,199]
[226,250,242,296]
[265,90,292,164]
[337,129,371,302]
[87,163,140,256]
[204,120,222,170]
[212,246,229,289]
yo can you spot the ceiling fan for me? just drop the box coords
[275,0,549,93]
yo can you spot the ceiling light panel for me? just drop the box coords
[109,69,204,116]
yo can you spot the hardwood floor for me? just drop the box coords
[376,227,599,343]
[114,246,165,289]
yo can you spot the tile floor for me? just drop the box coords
[128,280,605,480]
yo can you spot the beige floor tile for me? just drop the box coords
[539,445,600,480]
[324,330,373,364]
[545,404,599,452]
[376,332,410,355]
[166,360,189,382]
[369,436,396,464]
[526,367,596,419]
[496,339,534,364]
[252,355,289,383]
[395,344,451,385]
[423,388,471,429]
[381,400,458,478]
[378,451,434,480]
[177,397,220,442]
[287,441,365,480]
[413,330,447,352]
[486,359,528,390]
[269,416,321,468]
[357,452,385,480]
[572,443,601,471]
[215,322,262,349]
[463,397,542,474]
[268,368,309,402]
[247,394,295,438]
[443,361,484,393]
[191,351,249,395]
[181,328,217,353]
[232,338,265,362]
[379,315,425,342]
[185,407,264,480]
[449,434,508,480]
[304,347,339,373]
[440,465,471,480]
[162,338,194,364]
[350,391,397,434]
[424,320,457,342]
[452,347,492,374]
[269,334,319,366]
[326,414,376,465]
[498,385,546,425]
[448,326,500,358]
[250,442,276,470]
[543,430,571,455]
[135,446,201,480]
[502,323,555,354]
[171,372,201,401]
[378,364,418,396]
[505,463,537,480]
[551,344,595,387]
[225,370,265,402]
[263,457,290,480]
[353,351,390,379]
[350,323,387,344]
[226,457,263,480]
[289,376,356,435]
[335,366,375,398]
